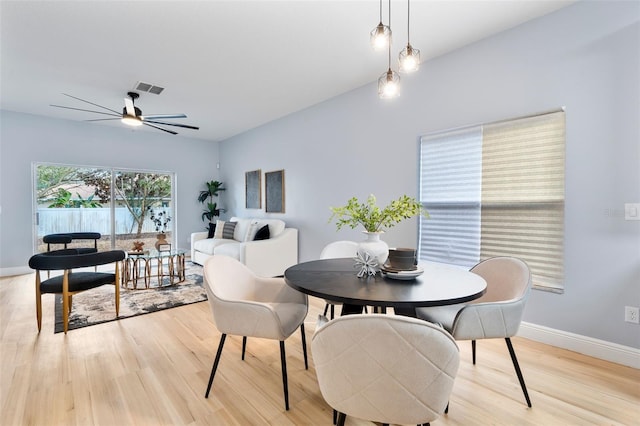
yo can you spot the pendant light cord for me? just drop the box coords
[387,0,392,69]
[407,0,411,44]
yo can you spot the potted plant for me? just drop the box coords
[329,194,428,265]
[198,180,225,224]
[148,207,172,249]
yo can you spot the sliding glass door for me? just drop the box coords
[34,164,174,253]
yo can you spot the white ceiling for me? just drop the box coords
[1,0,575,142]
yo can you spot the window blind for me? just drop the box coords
[419,110,566,291]
[419,126,482,267]
[481,112,565,289]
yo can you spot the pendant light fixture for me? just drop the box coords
[399,0,420,73]
[378,0,400,99]
[370,0,391,50]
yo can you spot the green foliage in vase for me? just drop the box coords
[329,194,428,233]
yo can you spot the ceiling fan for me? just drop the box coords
[51,92,199,135]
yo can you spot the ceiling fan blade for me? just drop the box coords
[84,118,122,122]
[124,97,135,116]
[143,122,178,135]
[144,120,199,130]
[50,104,121,117]
[143,114,187,120]
[62,93,121,115]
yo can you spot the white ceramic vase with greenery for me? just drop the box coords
[329,194,428,266]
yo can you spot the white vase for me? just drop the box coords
[357,231,389,266]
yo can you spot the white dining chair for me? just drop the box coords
[312,314,460,426]
[319,241,360,319]
[202,255,309,410]
[416,256,533,408]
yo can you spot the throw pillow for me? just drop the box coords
[213,220,226,239]
[213,220,237,239]
[253,224,270,241]
[222,221,237,239]
[207,222,216,239]
[244,222,260,242]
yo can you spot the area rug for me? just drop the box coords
[54,262,206,333]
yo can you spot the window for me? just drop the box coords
[419,110,565,292]
[34,164,175,253]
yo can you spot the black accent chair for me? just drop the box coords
[43,232,101,254]
[28,249,125,334]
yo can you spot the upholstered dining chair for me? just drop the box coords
[416,256,533,408]
[312,314,459,426]
[28,249,125,334]
[319,241,359,319]
[202,255,309,410]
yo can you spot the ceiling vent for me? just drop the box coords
[134,81,164,95]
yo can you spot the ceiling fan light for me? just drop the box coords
[370,22,391,50]
[121,115,143,127]
[378,68,400,99]
[399,44,420,73]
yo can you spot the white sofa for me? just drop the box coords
[190,217,298,277]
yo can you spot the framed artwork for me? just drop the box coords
[245,169,262,209]
[265,169,285,213]
[158,243,171,252]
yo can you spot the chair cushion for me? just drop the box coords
[40,272,116,294]
[416,304,463,333]
[193,238,236,255]
[213,243,241,260]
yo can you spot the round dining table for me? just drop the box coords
[284,258,487,317]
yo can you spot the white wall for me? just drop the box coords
[0,111,220,274]
[219,1,639,348]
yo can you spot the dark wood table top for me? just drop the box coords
[284,258,487,310]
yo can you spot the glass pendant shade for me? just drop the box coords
[378,68,400,99]
[399,43,420,73]
[370,22,391,50]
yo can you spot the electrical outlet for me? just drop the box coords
[625,306,639,324]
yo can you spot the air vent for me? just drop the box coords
[133,81,165,95]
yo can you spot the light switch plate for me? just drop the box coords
[625,203,640,220]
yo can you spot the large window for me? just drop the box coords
[34,164,175,253]
[419,110,565,292]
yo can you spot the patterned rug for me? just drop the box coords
[54,262,206,333]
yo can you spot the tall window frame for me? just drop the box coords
[33,163,176,253]
[419,109,565,292]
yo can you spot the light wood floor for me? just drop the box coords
[1,272,638,426]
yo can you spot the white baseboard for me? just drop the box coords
[0,266,31,277]
[518,322,640,369]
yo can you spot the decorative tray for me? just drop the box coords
[381,265,424,280]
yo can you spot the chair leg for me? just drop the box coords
[323,303,329,317]
[115,262,120,316]
[34,272,43,332]
[205,334,227,398]
[336,412,346,426]
[242,336,247,360]
[472,340,476,364]
[279,341,290,410]
[62,271,70,334]
[330,304,335,320]
[300,323,308,370]
[445,402,449,413]
[333,409,337,424]
[505,337,532,407]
